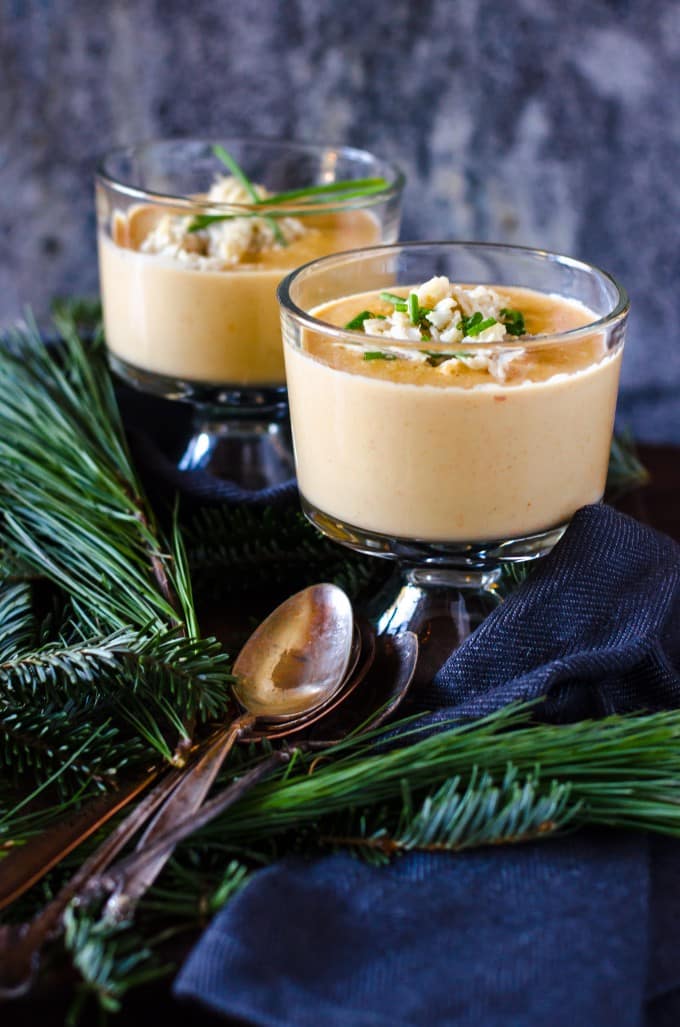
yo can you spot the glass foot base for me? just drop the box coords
[301,496,567,566]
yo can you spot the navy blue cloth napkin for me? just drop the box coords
[175,504,680,1026]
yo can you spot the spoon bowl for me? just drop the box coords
[231,583,355,719]
[247,620,377,740]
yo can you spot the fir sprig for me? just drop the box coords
[0,317,181,633]
[63,904,166,1021]
[321,768,575,861]
[0,704,131,795]
[0,317,233,775]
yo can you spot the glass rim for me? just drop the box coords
[277,240,630,353]
[95,136,406,215]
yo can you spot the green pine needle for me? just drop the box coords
[0,317,181,633]
[606,430,650,499]
[63,904,166,1021]
[321,767,576,861]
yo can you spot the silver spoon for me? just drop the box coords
[101,583,357,920]
[96,629,418,913]
[0,582,356,994]
[0,587,358,917]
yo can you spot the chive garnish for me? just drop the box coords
[259,178,388,206]
[379,291,407,305]
[212,145,260,204]
[363,351,398,361]
[460,312,497,337]
[408,292,419,324]
[209,145,286,245]
[345,310,384,330]
[187,148,390,235]
[500,307,526,336]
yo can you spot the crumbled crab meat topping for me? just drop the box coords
[359,276,526,381]
[140,175,306,268]
[437,349,524,381]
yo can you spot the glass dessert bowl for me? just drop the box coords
[278,242,629,680]
[96,138,404,489]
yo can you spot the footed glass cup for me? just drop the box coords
[96,138,404,490]
[278,242,629,684]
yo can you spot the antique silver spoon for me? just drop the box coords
[98,628,418,917]
[0,583,358,994]
[100,582,359,921]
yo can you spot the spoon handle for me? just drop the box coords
[0,771,157,913]
[0,766,184,998]
[99,748,291,902]
[101,714,255,925]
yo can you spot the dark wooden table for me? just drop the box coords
[3,444,678,1027]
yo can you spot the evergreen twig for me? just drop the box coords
[320,767,576,860]
[606,430,649,499]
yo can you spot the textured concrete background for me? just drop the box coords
[1,0,678,440]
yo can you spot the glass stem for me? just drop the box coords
[373,564,504,689]
[178,408,294,489]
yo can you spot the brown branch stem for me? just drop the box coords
[319,821,559,855]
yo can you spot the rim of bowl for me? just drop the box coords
[95,136,406,215]
[277,240,630,353]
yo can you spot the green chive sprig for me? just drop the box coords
[188,146,390,237]
[207,145,285,245]
[345,310,385,330]
[500,307,526,336]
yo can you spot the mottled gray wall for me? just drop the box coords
[1,0,679,440]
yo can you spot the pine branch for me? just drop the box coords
[0,315,235,774]
[606,430,649,500]
[185,505,385,601]
[0,704,135,799]
[63,904,165,1022]
[196,705,680,848]
[0,620,233,782]
[0,317,181,633]
[321,767,576,861]
[0,627,232,725]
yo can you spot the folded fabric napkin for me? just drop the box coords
[174,505,680,1026]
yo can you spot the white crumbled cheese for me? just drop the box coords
[473,322,507,343]
[449,285,503,320]
[139,174,307,268]
[437,349,524,380]
[489,349,524,381]
[416,276,450,308]
[427,297,457,330]
[359,275,527,381]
